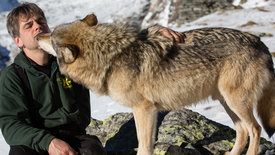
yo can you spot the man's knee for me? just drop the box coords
[9,145,47,155]
[77,135,107,155]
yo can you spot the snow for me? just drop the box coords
[141,0,171,28]
[233,0,271,8]
[0,0,274,153]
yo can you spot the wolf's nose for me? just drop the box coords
[36,34,40,41]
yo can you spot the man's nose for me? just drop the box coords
[33,21,41,31]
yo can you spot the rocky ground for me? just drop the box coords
[87,109,275,155]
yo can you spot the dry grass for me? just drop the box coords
[240,21,257,27]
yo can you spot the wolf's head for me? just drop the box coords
[38,13,98,64]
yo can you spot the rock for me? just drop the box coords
[86,113,138,153]
[86,109,275,154]
[0,45,10,70]
[141,0,236,28]
[112,0,237,29]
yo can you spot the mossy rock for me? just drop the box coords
[86,109,275,154]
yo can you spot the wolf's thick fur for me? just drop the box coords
[38,14,275,155]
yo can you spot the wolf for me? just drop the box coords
[38,14,275,155]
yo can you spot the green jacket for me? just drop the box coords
[0,51,91,153]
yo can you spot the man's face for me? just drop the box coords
[14,14,50,51]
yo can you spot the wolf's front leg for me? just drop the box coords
[132,100,158,155]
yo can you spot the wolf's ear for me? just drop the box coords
[59,45,79,64]
[81,14,98,27]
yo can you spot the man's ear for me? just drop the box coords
[81,14,98,27]
[14,36,24,48]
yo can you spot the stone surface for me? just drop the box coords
[86,109,275,154]
[141,0,236,28]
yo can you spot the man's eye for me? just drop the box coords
[25,25,32,29]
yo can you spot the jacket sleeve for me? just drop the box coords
[74,83,91,128]
[0,67,55,153]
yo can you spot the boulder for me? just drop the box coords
[86,109,275,154]
[141,0,236,28]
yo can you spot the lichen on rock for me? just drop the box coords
[86,109,275,154]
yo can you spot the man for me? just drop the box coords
[0,2,183,155]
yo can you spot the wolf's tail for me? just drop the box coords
[257,74,275,137]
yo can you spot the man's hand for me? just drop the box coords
[48,138,78,155]
[158,27,184,43]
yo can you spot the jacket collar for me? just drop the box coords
[14,51,58,76]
